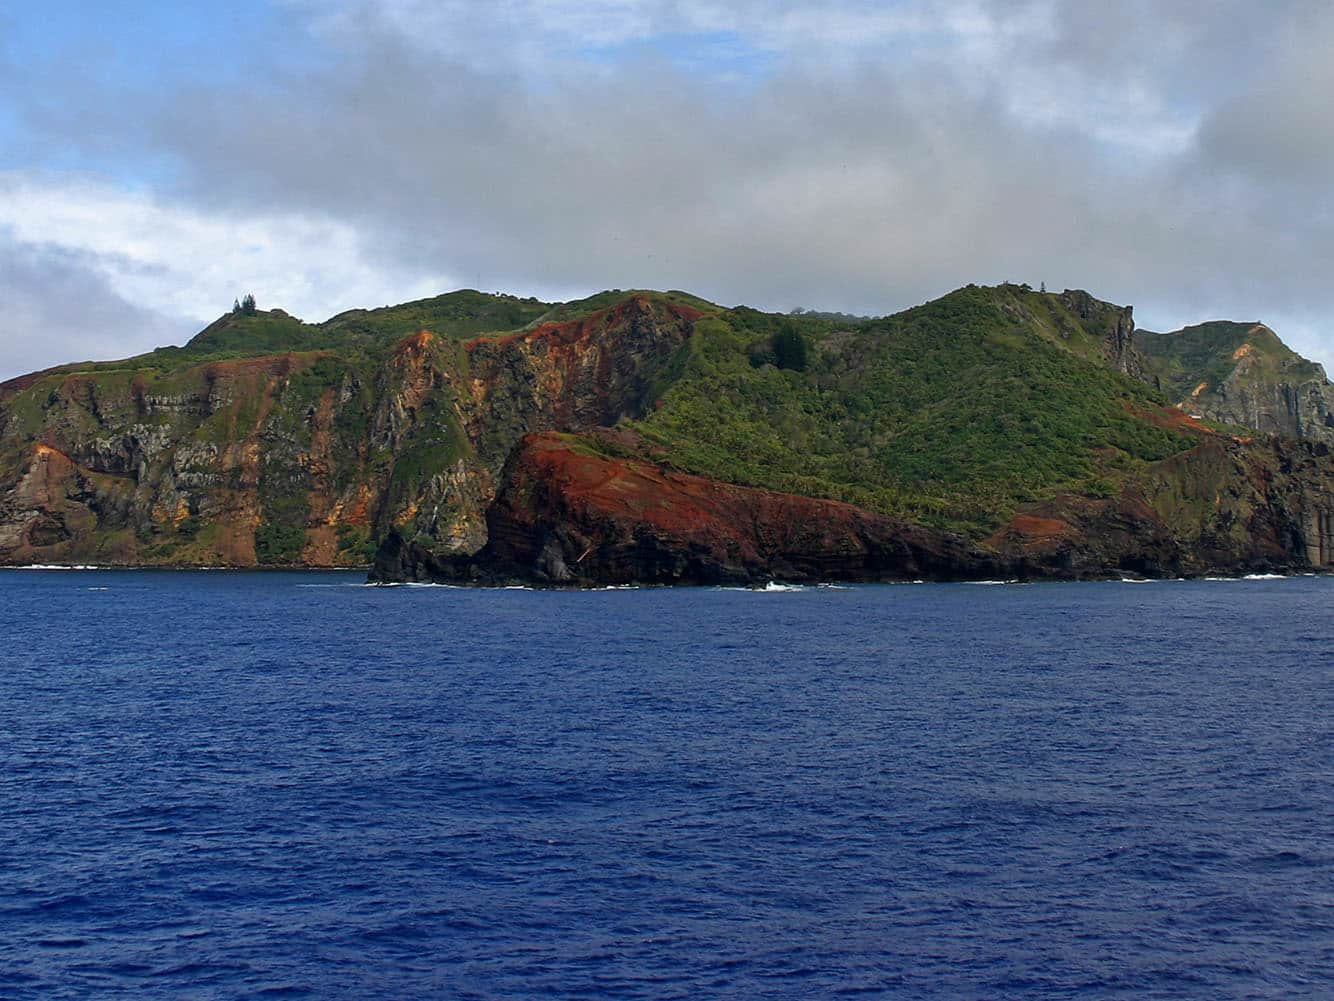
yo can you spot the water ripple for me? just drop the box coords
[1,571,1332,998]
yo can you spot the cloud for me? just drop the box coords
[296,0,993,62]
[0,172,456,328]
[130,15,1329,324]
[4,0,1334,370]
[1195,8,1334,187]
[0,236,191,381]
[0,170,469,377]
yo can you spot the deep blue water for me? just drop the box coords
[2,571,1333,999]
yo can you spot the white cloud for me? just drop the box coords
[0,172,455,327]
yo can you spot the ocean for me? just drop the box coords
[2,570,1332,998]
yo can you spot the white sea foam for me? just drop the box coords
[1201,573,1290,582]
[711,582,802,592]
[363,580,465,588]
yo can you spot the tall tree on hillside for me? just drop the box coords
[773,323,808,371]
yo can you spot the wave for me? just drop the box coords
[362,581,466,589]
[1201,573,1292,582]
[711,582,805,592]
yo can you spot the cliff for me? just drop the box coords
[373,431,1009,586]
[0,292,702,567]
[3,283,1334,582]
[1138,321,1334,444]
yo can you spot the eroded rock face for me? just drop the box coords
[381,295,702,560]
[0,296,702,567]
[7,284,1334,582]
[1136,322,1334,446]
[1198,360,1334,445]
[991,434,1334,577]
[377,421,1334,586]
[1060,289,1142,377]
[464,295,699,445]
[374,432,1009,586]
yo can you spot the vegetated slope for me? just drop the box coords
[1137,320,1334,442]
[382,282,1334,585]
[630,283,1180,536]
[3,282,1334,581]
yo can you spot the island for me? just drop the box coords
[3,283,1333,584]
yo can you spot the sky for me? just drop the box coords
[3,0,1333,379]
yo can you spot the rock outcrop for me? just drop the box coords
[1059,289,1143,377]
[1192,360,1334,443]
[992,432,1334,577]
[373,431,1008,586]
[1137,321,1334,445]
[0,295,701,568]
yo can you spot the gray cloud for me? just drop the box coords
[1195,9,1334,188]
[6,0,1334,369]
[0,236,193,381]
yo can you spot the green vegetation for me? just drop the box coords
[183,309,320,358]
[1137,320,1321,401]
[751,322,810,371]
[323,290,552,343]
[634,286,1192,535]
[336,524,378,563]
[383,386,471,522]
[528,289,719,326]
[255,521,307,564]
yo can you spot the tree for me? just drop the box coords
[232,298,242,314]
[240,293,257,314]
[772,323,808,372]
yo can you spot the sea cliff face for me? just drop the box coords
[0,352,364,566]
[372,431,1008,586]
[3,284,1334,582]
[1138,321,1334,445]
[0,295,699,568]
[373,426,1334,586]
[992,432,1334,577]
